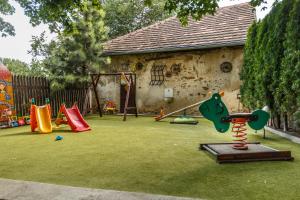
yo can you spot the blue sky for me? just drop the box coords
[0,0,275,63]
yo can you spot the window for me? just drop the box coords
[149,64,165,86]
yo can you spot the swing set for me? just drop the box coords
[90,72,138,121]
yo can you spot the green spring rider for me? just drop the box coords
[199,93,270,150]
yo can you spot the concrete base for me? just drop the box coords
[200,142,293,163]
[0,178,201,200]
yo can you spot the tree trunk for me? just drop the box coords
[90,74,102,117]
[270,116,274,128]
[283,113,288,132]
[276,114,281,129]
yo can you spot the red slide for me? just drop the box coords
[60,104,91,132]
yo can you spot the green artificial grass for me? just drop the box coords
[0,116,300,200]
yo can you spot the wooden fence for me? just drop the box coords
[12,75,90,117]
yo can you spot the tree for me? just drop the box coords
[149,0,278,25]
[241,0,299,130]
[0,0,15,37]
[104,0,169,39]
[278,0,300,116]
[44,0,109,90]
[269,0,293,130]
[27,31,54,77]
[0,0,276,37]
[0,0,102,37]
[0,57,48,76]
[0,57,30,75]
[240,22,258,109]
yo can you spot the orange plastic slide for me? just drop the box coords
[30,105,52,134]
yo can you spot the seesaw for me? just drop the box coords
[199,93,293,163]
[154,92,224,122]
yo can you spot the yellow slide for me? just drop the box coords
[35,105,52,133]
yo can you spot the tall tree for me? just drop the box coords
[269,0,293,115]
[104,0,169,39]
[240,22,258,109]
[278,0,300,115]
[0,0,276,37]
[44,0,109,90]
[241,0,299,129]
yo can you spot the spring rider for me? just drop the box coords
[199,93,270,150]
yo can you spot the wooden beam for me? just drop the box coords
[155,99,206,121]
[90,72,137,120]
[134,74,138,117]
[91,74,102,117]
[90,72,135,76]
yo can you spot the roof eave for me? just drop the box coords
[103,41,245,56]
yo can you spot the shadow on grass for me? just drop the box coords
[0,129,73,137]
[0,131,37,137]
[251,133,282,142]
[52,129,73,133]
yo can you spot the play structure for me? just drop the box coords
[30,98,90,133]
[0,64,34,128]
[154,99,205,122]
[0,63,16,128]
[90,72,137,121]
[103,99,117,114]
[55,104,91,132]
[30,98,53,133]
[199,93,293,163]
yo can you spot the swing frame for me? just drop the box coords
[90,72,138,121]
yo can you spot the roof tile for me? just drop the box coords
[104,3,255,56]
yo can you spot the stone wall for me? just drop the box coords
[97,46,244,115]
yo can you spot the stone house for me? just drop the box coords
[99,3,255,115]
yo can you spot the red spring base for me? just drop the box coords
[231,118,248,150]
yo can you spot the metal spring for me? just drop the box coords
[231,118,248,150]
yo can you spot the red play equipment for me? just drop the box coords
[103,99,117,114]
[231,118,248,150]
[55,104,91,132]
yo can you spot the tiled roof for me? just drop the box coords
[103,3,255,56]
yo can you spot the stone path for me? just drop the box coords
[265,126,300,144]
[0,178,202,200]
